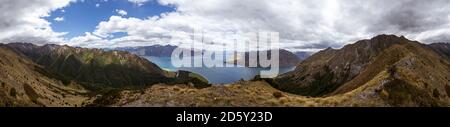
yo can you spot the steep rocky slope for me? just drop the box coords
[1,35,449,107]
[4,43,170,89]
[0,43,209,107]
[428,43,450,59]
[0,45,90,107]
[101,35,450,107]
[271,34,450,106]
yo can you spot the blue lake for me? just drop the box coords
[144,56,295,84]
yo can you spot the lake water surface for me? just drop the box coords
[144,56,295,84]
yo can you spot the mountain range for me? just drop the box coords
[0,43,209,106]
[270,35,450,106]
[293,51,313,61]
[226,49,301,67]
[115,45,307,67]
[114,45,178,57]
[105,35,450,107]
[4,43,170,89]
[0,35,449,107]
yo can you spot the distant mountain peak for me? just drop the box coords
[115,44,179,57]
[358,34,410,45]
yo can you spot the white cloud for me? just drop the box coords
[95,3,100,7]
[115,9,128,16]
[75,0,450,51]
[3,0,449,51]
[65,32,110,47]
[156,0,450,48]
[128,0,149,6]
[0,0,73,45]
[54,17,64,22]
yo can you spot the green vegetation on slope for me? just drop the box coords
[5,43,171,90]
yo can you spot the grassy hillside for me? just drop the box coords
[0,46,91,107]
[273,35,450,99]
[4,43,170,89]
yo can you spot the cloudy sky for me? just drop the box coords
[0,0,450,51]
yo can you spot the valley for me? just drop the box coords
[117,45,304,84]
[143,56,296,84]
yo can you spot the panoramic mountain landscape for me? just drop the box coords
[115,44,304,67]
[1,0,450,107]
[0,43,210,106]
[95,35,450,107]
[114,45,303,84]
[1,35,449,107]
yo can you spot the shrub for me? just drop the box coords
[86,89,122,107]
[387,65,397,77]
[9,88,17,97]
[381,79,441,107]
[433,89,440,98]
[445,85,450,98]
[189,78,211,89]
[23,83,40,103]
[273,91,284,99]
[304,66,338,96]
